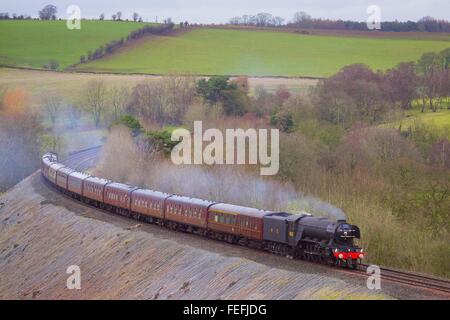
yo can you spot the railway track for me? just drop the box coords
[53,146,450,296]
[61,146,101,171]
[357,263,450,294]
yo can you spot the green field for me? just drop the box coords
[79,28,450,77]
[0,20,145,69]
[390,109,450,137]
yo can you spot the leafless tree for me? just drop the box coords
[133,12,139,22]
[272,16,285,26]
[255,13,272,26]
[128,76,196,124]
[41,92,62,126]
[110,86,130,121]
[84,80,107,127]
[292,11,312,27]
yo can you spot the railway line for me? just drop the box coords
[49,147,450,296]
[358,264,450,294]
[62,146,101,171]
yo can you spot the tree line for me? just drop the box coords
[1,5,148,23]
[229,11,450,33]
[0,13,32,20]
[79,23,175,64]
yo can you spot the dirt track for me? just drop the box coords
[0,173,446,300]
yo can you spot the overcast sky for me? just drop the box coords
[1,0,449,23]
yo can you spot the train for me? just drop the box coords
[41,152,364,268]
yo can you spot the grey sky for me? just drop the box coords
[1,0,449,24]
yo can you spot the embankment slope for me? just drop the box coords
[0,173,412,299]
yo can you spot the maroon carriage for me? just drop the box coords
[131,189,171,219]
[165,196,213,229]
[67,171,90,195]
[104,182,138,210]
[56,167,75,190]
[48,163,66,185]
[208,203,271,241]
[82,177,110,203]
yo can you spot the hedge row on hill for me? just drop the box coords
[79,23,175,64]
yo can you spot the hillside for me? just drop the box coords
[78,28,450,77]
[2,172,433,300]
[0,20,146,69]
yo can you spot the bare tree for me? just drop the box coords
[255,13,272,26]
[116,11,122,21]
[293,11,312,26]
[133,12,139,22]
[41,92,62,126]
[110,86,130,121]
[272,16,285,26]
[84,80,107,127]
[112,14,117,21]
[99,13,105,20]
[417,52,445,112]
[128,76,196,124]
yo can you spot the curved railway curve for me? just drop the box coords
[49,147,450,296]
[62,146,102,171]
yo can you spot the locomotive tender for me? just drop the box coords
[41,152,364,268]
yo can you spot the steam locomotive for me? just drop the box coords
[41,152,364,268]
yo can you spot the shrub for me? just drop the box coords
[145,127,180,154]
[43,60,59,70]
[270,107,295,132]
[118,115,142,136]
